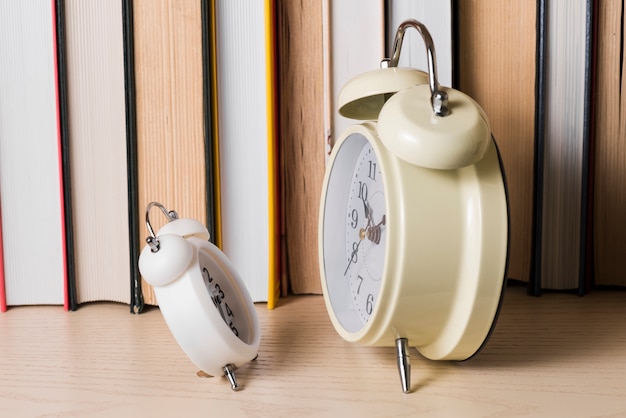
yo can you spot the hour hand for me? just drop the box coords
[210,288,227,322]
[362,196,369,219]
[362,196,373,227]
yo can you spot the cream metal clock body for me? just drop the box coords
[319,20,509,393]
[138,203,260,391]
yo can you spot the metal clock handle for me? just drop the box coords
[386,19,450,117]
[145,201,179,252]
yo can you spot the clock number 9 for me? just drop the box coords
[350,208,358,229]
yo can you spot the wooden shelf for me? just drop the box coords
[1,284,625,417]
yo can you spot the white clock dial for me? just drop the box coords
[198,248,253,344]
[321,130,389,334]
[344,142,386,323]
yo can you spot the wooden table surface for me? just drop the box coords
[1,284,625,417]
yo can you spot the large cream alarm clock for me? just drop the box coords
[318,19,509,393]
[138,202,260,391]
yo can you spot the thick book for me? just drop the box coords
[275,0,327,296]
[455,1,537,285]
[592,0,626,287]
[131,0,215,308]
[0,0,69,309]
[531,0,594,294]
[279,0,385,296]
[213,0,280,306]
[59,0,132,308]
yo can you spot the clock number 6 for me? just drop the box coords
[366,293,374,315]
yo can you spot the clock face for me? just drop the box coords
[322,132,387,333]
[198,248,253,344]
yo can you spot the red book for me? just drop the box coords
[0,202,6,313]
[0,1,68,310]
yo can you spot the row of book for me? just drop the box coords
[0,0,280,312]
[2,0,625,313]
[456,0,626,295]
[281,0,626,297]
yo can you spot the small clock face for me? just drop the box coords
[198,248,253,344]
[322,132,387,333]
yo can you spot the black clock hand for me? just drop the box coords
[344,227,367,276]
[362,191,386,245]
[362,196,374,229]
[366,214,386,245]
[210,288,227,322]
[346,194,386,275]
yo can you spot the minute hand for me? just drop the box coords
[344,227,366,276]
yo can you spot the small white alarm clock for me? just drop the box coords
[138,202,260,391]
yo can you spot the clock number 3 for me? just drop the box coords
[202,267,239,337]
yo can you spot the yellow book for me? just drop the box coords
[213,0,280,308]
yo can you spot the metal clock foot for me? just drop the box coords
[396,338,411,393]
[223,364,240,391]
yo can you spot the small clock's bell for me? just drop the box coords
[138,202,208,287]
[138,234,194,287]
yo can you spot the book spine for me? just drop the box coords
[208,0,223,249]
[531,0,593,295]
[264,0,280,309]
[530,0,547,296]
[578,0,594,295]
[122,0,143,314]
[0,202,5,313]
[201,0,217,244]
[52,0,75,311]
